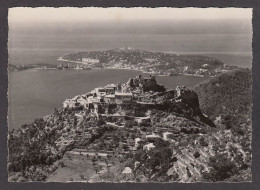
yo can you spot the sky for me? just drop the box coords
[9,7,252,24]
[8,7,252,68]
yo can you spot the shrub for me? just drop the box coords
[199,136,208,147]
[193,151,200,159]
[203,153,238,181]
[58,161,65,168]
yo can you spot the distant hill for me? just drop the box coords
[60,48,238,77]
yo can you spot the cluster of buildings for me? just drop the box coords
[63,75,164,114]
[63,83,134,114]
[81,58,99,64]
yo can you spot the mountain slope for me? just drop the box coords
[194,68,252,121]
[193,69,252,182]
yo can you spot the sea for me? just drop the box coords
[8,23,252,130]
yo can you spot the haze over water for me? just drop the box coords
[8,8,252,130]
[9,20,252,68]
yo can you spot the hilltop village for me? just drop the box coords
[62,74,214,129]
[8,72,252,182]
[63,75,165,112]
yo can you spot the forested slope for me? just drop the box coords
[194,68,252,122]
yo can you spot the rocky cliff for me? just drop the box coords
[122,75,166,93]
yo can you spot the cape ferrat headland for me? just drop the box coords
[9,48,237,77]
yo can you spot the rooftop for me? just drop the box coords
[122,167,132,174]
[115,92,133,96]
[105,95,115,98]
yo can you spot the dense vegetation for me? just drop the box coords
[194,69,252,182]
[194,68,252,140]
[194,68,252,120]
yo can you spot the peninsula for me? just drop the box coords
[9,48,238,77]
[58,47,238,77]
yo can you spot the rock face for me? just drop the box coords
[118,77,215,127]
[176,86,199,108]
[122,75,166,92]
[174,86,215,127]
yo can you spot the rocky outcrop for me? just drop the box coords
[173,86,215,127]
[176,86,199,108]
[122,75,166,92]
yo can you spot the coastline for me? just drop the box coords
[10,65,206,78]
[57,58,206,77]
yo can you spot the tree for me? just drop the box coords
[199,136,208,147]
[149,147,172,171]
[193,151,200,159]
[203,153,238,181]
[92,156,98,166]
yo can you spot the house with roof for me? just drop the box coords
[163,132,173,141]
[121,167,133,180]
[104,94,116,104]
[105,84,116,94]
[143,143,155,151]
[95,87,107,97]
[82,58,99,64]
[115,92,133,104]
[77,97,88,108]
[146,133,161,142]
[63,99,76,108]
[134,138,142,149]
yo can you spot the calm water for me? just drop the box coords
[8,69,207,130]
